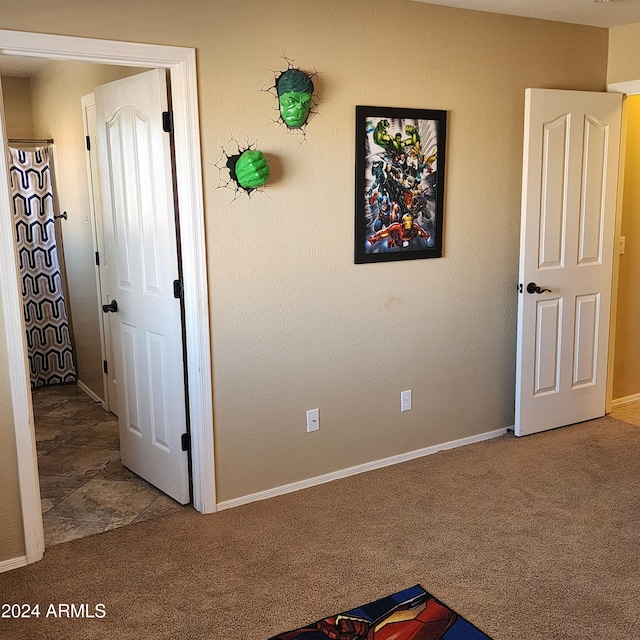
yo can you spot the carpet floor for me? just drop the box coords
[1,415,639,639]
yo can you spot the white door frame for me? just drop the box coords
[606,79,640,412]
[0,29,216,567]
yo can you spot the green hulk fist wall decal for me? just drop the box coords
[227,149,270,190]
[276,68,315,129]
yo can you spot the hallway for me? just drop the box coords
[33,384,186,546]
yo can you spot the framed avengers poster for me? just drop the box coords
[354,106,447,263]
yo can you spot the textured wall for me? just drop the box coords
[0,0,610,564]
[608,22,640,84]
[1,76,34,139]
[197,2,608,501]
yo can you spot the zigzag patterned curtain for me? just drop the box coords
[9,147,76,388]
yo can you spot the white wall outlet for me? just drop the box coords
[620,236,626,254]
[306,408,320,432]
[401,390,412,412]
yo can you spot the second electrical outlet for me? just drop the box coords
[401,390,412,412]
[307,408,320,432]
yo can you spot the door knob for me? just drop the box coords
[102,299,118,313]
[526,282,552,294]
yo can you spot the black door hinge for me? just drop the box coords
[173,279,183,299]
[86,135,91,151]
[181,432,191,451]
[95,251,100,266]
[162,111,174,133]
[103,360,108,374]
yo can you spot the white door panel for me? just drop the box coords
[82,96,118,413]
[515,89,622,437]
[96,69,189,502]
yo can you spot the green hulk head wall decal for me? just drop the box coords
[276,68,315,129]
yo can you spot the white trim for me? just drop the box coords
[167,49,216,514]
[0,30,193,68]
[0,555,29,574]
[76,380,104,407]
[217,427,508,511]
[611,393,640,408]
[0,100,44,565]
[0,29,216,568]
[608,80,640,95]
[606,77,640,414]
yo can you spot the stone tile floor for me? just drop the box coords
[33,383,187,547]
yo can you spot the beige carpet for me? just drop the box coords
[1,415,639,639]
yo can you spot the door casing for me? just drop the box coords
[606,79,640,413]
[0,29,215,568]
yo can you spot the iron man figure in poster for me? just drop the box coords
[367,213,431,250]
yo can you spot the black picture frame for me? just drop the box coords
[354,106,447,264]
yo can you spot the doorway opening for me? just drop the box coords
[606,80,640,417]
[0,29,215,568]
[1,77,183,542]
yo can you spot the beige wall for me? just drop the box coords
[1,76,33,138]
[0,0,610,560]
[608,23,640,84]
[200,3,607,502]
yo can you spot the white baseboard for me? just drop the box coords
[217,426,509,511]
[76,380,106,409]
[0,555,28,574]
[611,393,640,408]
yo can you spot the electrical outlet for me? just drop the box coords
[306,408,320,432]
[401,390,412,412]
[620,236,626,255]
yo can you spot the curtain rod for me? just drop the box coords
[7,138,54,145]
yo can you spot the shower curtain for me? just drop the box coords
[9,146,76,388]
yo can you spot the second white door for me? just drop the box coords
[515,88,622,437]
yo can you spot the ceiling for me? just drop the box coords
[411,0,640,28]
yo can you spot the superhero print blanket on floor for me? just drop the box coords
[268,584,492,640]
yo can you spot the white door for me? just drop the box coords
[515,88,622,437]
[82,95,118,414]
[95,69,190,502]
